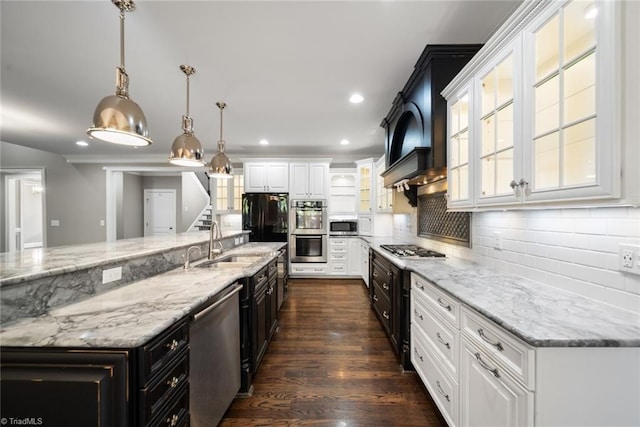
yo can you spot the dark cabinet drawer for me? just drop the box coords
[372,262,392,299]
[268,259,278,279]
[138,319,189,385]
[148,383,189,427]
[139,348,189,426]
[253,265,269,292]
[372,283,391,335]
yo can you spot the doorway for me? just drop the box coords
[144,189,176,236]
[1,169,46,252]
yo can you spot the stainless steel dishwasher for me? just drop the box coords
[189,282,242,426]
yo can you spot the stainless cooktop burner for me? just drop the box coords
[380,244,445,258]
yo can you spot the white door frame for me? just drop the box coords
[2,168,46,252]
[143,189,177,236]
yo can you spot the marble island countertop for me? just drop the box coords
[0,231,249,287]
[366,239,640,348]
[0,242,285,348]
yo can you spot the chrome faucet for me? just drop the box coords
[184,245,201,269]
[209,220,224,259]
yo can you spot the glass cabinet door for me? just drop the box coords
[477,50,517,203]
[531,0,596,192]
[448,88,471,205]
[358,164,371,212]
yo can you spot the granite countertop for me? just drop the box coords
[366,240,640,348]
[0,231,248,287]
[0,242,285,348]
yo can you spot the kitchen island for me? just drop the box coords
[0,233,286,427]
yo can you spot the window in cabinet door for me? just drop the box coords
[479,53,514,198]
[532,0,596,192]
[216,178,230,210]
[449,92,470,202]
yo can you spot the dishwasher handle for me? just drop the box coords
[192,283,242,322]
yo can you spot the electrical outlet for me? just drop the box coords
[619,244,640,276]
[102,266,122,284]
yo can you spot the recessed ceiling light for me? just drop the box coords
[76,140,89,147]
[340,139,350,145]
[349,94,364,104]
[259,139,269,145]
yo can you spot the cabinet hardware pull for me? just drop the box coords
[166,339,179,351]
[414,347,423,362]
[436,332,450,349]
[167,376,179,388]
[382,310,389,320]
[373,272,378,278]
[437,297,452,311]
[382,283,389,290]
[373,295,379,302]
[166,414,179,427]
[387,271,392,277]
[417,284,425,291]
[477,328,504,351]
[414,309,423,320]
[436,380,450,402]
[475,352,500,378]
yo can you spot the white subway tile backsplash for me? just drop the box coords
[396,206,640,312]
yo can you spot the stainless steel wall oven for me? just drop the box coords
[290,200,327,235]
[290,234,327,263]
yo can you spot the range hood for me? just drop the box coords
[380,45,481,205]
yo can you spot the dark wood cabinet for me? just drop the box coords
[369,249,412,370]
[1,350,129,427]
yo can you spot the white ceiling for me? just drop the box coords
[1,0,520,165]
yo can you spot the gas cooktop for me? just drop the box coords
[380,244,445,258]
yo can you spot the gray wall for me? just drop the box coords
[123,172,144,238]
[1,142,106,248]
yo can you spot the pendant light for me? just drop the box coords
[168,65,205,166]
[208,102,233,179]
[87,0,152,147]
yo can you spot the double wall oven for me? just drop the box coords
[290,200,327,263]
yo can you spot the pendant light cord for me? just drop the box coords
[219,106,223,141]
[120,10,125,70]
[186,74,190,117]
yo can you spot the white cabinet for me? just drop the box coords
[355,158,374,213]
[347,238,361,276]
[443,0,632,209]
[329,172,356,214]
[460,337,533,427]
[212,171,243,214]
[374,156,392,213]
[360,240,370,287]
[412,272,640,427]
[328,237,361,277]
[289,162,329,199]
[244,163,288,193]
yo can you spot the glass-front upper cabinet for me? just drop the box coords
[475,40,522,207]
[356,159,373,213]
[522,0,617,203]
[214,172,244,213]
[447,84,473,208]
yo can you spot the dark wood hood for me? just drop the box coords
[381,45,481,189]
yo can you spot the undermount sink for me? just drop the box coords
[193,255,265,269]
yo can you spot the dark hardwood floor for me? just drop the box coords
[219,278,447,426]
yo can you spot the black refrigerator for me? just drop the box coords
[242,193,289,242]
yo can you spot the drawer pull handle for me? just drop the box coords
[414,348,424,362]
[166,414,179,427]
[436,380,450,402]
[437,297,452,312]
[166,339,179,351]
[382,283,389,291]
[387,271,392,277]
[417,284,425,291]
[436,332,450,349]
[373,272,378,278]
[382,310,389,320]
[167,376,180,388]
[475,352,500,378]
[373,295,379,302]
[478,328,504,351]
[414,309,423,320]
